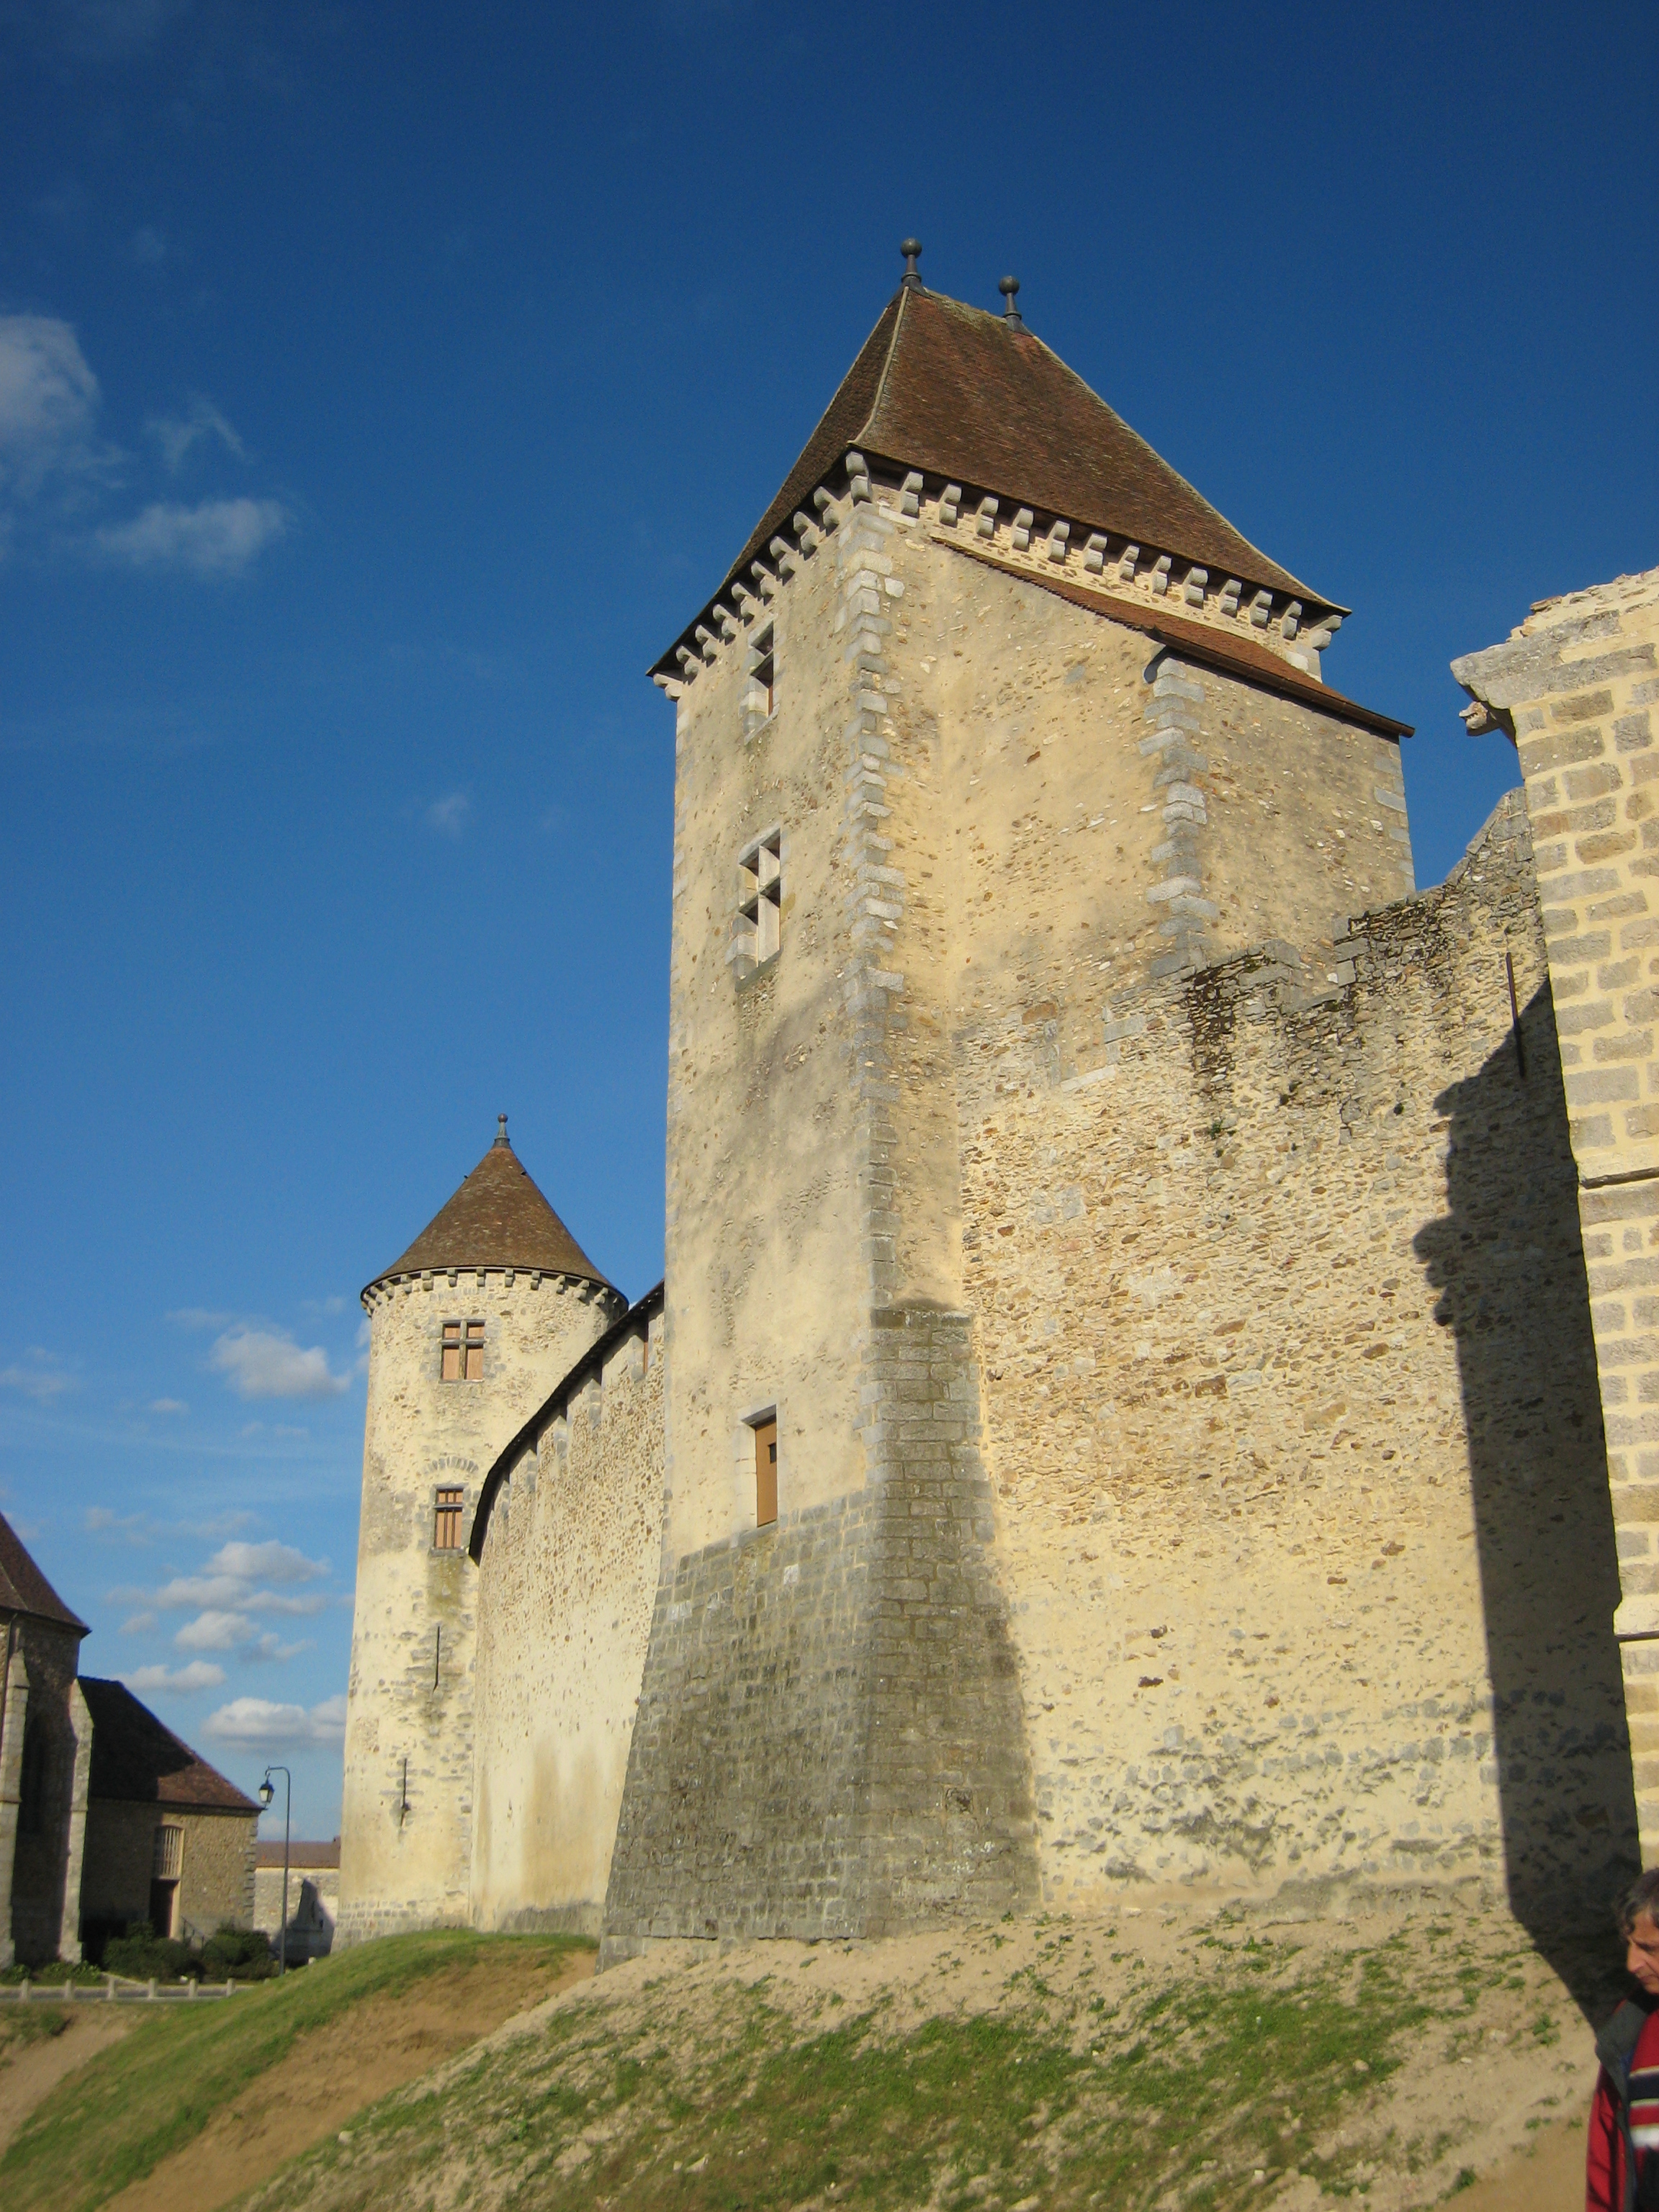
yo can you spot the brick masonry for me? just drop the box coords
[1455,570,1659,1860]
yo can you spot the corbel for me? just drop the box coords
[1117,543,1141,581]
[675,646,701,680]
[975,495,999,539]
[1248,589,1273,628]
[1011,507,1035,551]
[1218,579,1242,617]
[751,561,779,602]
[791,511,819,556]
[939,483,962,526]
[900,470,925,517]
[770,534,799,578]
[1182,565,1208,606]
[1083,533,1108,573]
[1046,520,1071,563]
[845,450,873,503]
[715,608,739,642]
[812,486,838,524]
[1280,601,1303,641]
[694,624,719,662]
[1150,554,1173,596]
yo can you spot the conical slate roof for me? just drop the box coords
[654,276,1328,679]
[365,1120,613,1295]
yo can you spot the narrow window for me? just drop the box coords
[739,832,782,966]
[149,1825,181,1938]
[748,623,775,723]
[464,1319,485,1380]
[433,1486,464,1550]
[441,1321,461,1381]
[753,1416,778,1528]
[18,1719,47,1835]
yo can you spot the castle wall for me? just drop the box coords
[1455,573,1659,1860]
[961,789,1635,1910]
[1,1624,90,1966]
[337,1268,617,1944]
[470,1305,665,1933]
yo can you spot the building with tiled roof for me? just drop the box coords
[340,246,1640,1959]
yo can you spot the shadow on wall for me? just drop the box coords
[1414,980,1637,2015]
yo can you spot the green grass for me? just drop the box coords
[0,1930,590,2212]
[238,1923,1549,2212]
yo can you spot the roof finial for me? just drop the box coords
[495,1113,511,1149]
[999,275,1022,328]
[900,237,923,289]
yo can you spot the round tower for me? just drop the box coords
[336,1118,624,1945]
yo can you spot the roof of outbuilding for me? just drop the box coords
[365,1122,613,1298]
[79,1677,260,1814]
[0,1511,89,1635]
[654,279,1330,678]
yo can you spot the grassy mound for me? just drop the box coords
[0,1929,590,2212]
[237,1907,1608,2212]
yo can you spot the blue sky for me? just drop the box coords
[1,1,1653,1840]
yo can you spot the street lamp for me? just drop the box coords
[258,1766,291,1977]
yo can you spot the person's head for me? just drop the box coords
[1617,1870,1659,1996]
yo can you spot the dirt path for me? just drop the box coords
[0,2013,130,2157]
[1452,2116,1585,2211]
[104,1948,593,2212]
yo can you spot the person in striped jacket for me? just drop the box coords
[1588,1871,1659,2211]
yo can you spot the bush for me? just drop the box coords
[102,1928,197,1982]
[200,1926,277,1981]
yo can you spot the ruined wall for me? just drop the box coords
[337,1267,619,1944]
[471,1302,665,1933]
[1455,570,1659,1861]
[961,789,1634,1912]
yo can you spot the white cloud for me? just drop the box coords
[166,1308,236,1331]
[207,1539,327,1586]
[0,315,99,497]
[426,792,471,837]
[175,1609,252,1652]
[95,495,289,577]
[148,1397,188,1415]
[246,1632,310,1663]
[124,1660,225,1694]
[202,1694,346,1749]
[147,394,243,472]
[120,1611,157,1635]
[209,1326,348,1401]
[1,1349,74,1401]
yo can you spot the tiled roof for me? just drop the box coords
[255,1840,339,1868]
[365,1125,613,1297]
[943,537,1411,740]
[0,1512,89,1635]
[80,1677,260,1814]
[655,280,1329,678]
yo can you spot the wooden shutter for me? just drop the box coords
[755,1419,778,1527]
[441,1322,461,1381]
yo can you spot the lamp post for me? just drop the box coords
[257,1766,291,1977]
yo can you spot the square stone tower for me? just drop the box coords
[603,253,1419,1950]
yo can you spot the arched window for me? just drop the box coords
[18,1718,48,1836]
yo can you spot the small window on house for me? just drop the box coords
[433,1486,464,1550]
[739,832,782,966]
[752,1416,778,1528]
[441,1320,485,1382]
[747,623,775,724]
[152,1823,183,1881]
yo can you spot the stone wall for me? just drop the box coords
[471,1296,665,1934]
[960,788,1633,1917]
[175,1809,256,1941]
[604,1300,1035,1957]
[1,1622,89,1966]
[1454,571,1659,1861]
[338,1266,619,1944]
